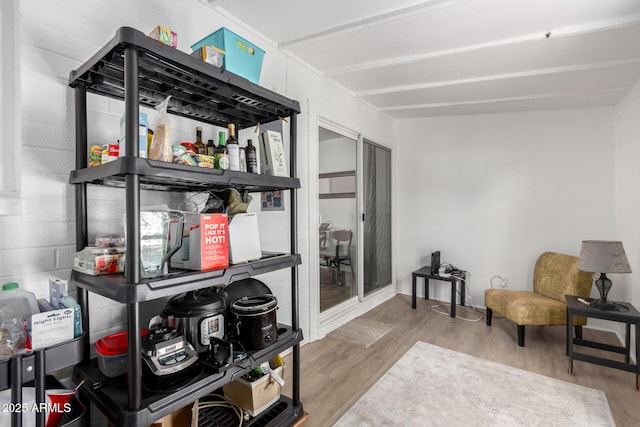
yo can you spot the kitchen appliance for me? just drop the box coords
[141,327,199,377]
[133,210,184,278]
[231,294,278,350]
[162,288,227,353]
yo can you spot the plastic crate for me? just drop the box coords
[191,28,264,84]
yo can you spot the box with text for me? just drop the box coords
[170,213,229,271]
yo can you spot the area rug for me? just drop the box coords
[326,317,394,348]
[334,341,615,426]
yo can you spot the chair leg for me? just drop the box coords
[517,325,525,347]
[575,325,583,340]
[486,308,492,326]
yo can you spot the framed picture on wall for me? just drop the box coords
[261,190,285,211]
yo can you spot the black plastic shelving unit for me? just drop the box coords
[68,26,303,426]
[0,336,86,427]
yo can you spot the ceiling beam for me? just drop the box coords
[325,14,640,77]
[278,0,470,47]
[354,57,640,97]
[377,87,629,112]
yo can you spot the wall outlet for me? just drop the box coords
[491,274,508,288]
[498,275,508,287]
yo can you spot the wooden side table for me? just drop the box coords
[565,295,640,390]
[411,266,465,317]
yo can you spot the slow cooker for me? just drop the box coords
[162,288,227,353]
[231,294,278,350]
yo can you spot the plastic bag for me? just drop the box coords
[148,96,173,162]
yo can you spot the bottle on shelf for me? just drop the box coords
[206,139,215,157]
[239,147,247,172]
[194,126,205,154]
[227,124,240,171]
[0,282,39,353]
[215,131,229,170]
[245,139,258,173]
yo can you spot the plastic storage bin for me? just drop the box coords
[191,28,264,84]
[95,330,148,377]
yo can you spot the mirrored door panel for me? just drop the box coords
[318,126,358,312]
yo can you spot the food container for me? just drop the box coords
[190,45,224,68]
[148,25,177,48]
[191,28,264,84]
[173,145,197,166]
[194,154,215,168]
[95,330,148,377]
[73,247,125,275]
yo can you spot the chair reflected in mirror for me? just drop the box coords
[319,229,353,286]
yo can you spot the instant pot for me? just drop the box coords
[162,288,227,354]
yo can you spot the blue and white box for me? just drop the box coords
[119,112,148,158]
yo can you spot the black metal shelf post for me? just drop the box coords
[68,26,303,426]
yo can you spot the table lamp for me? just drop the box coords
[578,240,632,310]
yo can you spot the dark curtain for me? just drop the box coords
[363,140,392,295]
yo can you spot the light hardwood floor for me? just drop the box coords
[284,294,640,427]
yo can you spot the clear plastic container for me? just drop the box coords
[73,247,126,275]
[0,282,39,356]
[0,282,39,323]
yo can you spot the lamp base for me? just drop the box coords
[592,299,620,311]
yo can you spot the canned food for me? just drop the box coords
[194,154,215,168]
[101,144,119,164]
[89,145,102,167]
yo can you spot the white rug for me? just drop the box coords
[326,317,394,348]
[334,341,615,426]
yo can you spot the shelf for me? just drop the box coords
[69,25,302,427]
[68,27,300,129]
[72,252,301,303]
[69,157,300,192]
[73,326,302,427]
[198,395,304,427]
[0,335,85,391]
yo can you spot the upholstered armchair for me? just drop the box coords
[484,252,593,346]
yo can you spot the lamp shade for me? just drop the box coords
[578,240,632,273]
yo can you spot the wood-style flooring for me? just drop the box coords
[283,294,640,427]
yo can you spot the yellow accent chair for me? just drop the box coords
[484,252,593,346]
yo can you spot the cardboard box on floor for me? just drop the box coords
[144,402,196,427]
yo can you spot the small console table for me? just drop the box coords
[565,295,640,390]
[411,266,465,317]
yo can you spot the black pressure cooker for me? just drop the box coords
[162,288,227,354]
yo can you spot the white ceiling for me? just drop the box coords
[208,0,640,118]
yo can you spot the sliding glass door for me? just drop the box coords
[317,122,393,315]
[318,126,358,312]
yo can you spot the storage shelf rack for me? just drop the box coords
[0,336,85,427]
[68,26,303,426]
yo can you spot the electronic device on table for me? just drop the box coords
[430,251,441,274]
[431,251,467,278]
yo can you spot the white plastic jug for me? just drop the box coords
[0,282,40,324]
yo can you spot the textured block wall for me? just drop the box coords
[0,0,291,342]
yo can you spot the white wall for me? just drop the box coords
[614,77,640,312]
[0,0,395,344]
[395,108,617,308]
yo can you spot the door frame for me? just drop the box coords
[314,116,395,338]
